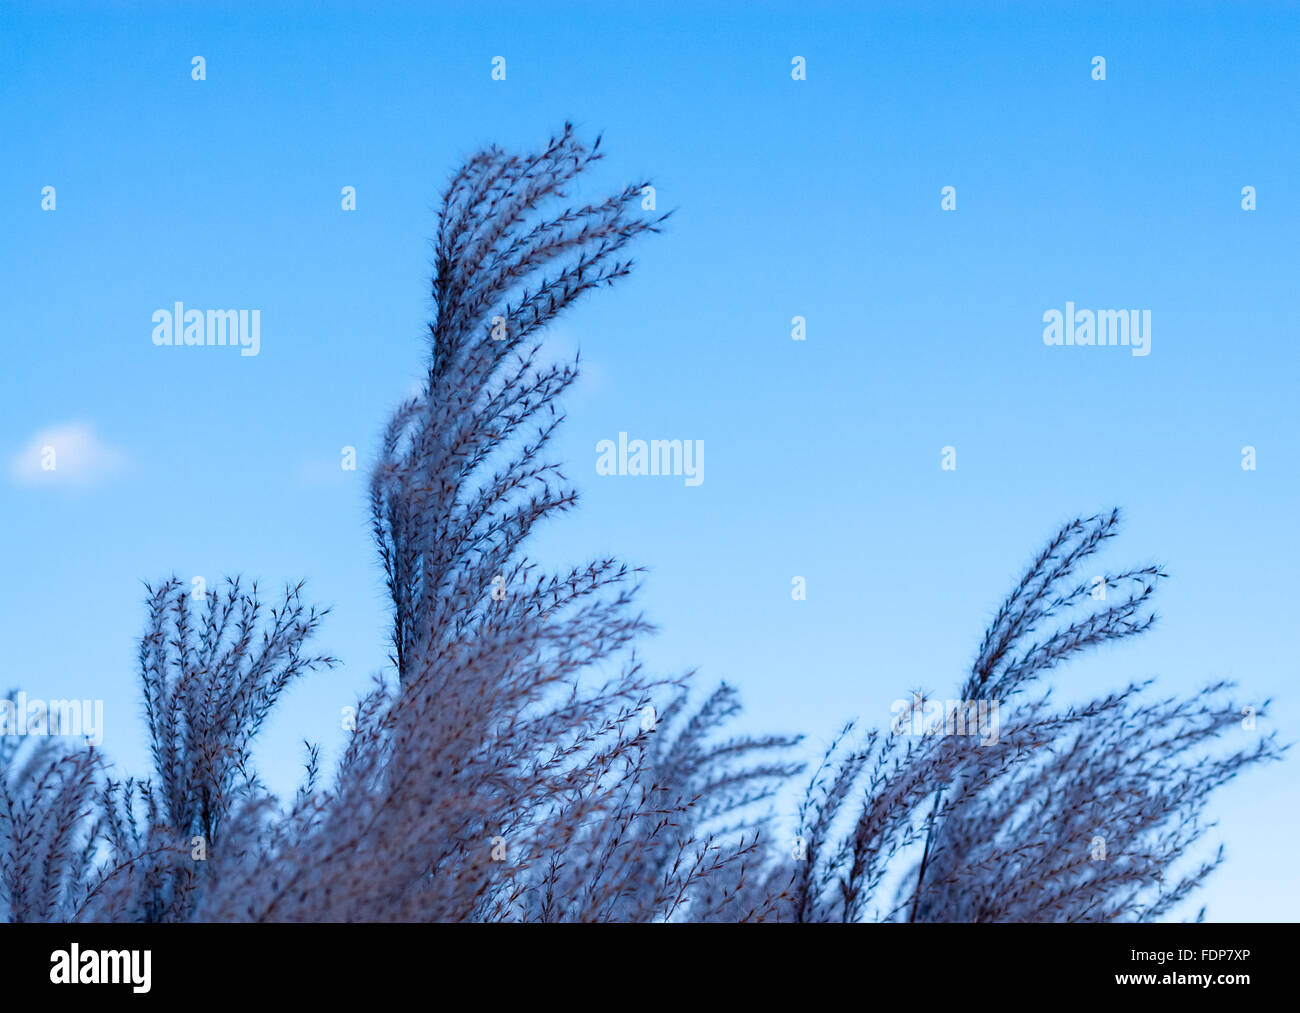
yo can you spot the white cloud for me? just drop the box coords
[296,453,351,488]
[10,421,128,488]
[537,325,605,398]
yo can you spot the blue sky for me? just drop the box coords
[2,0,1296,920]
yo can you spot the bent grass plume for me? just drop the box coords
[0,128,1283,922]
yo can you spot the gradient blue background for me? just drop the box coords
[2,0,1296,920]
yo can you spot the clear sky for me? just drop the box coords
[2,1,1296,920]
